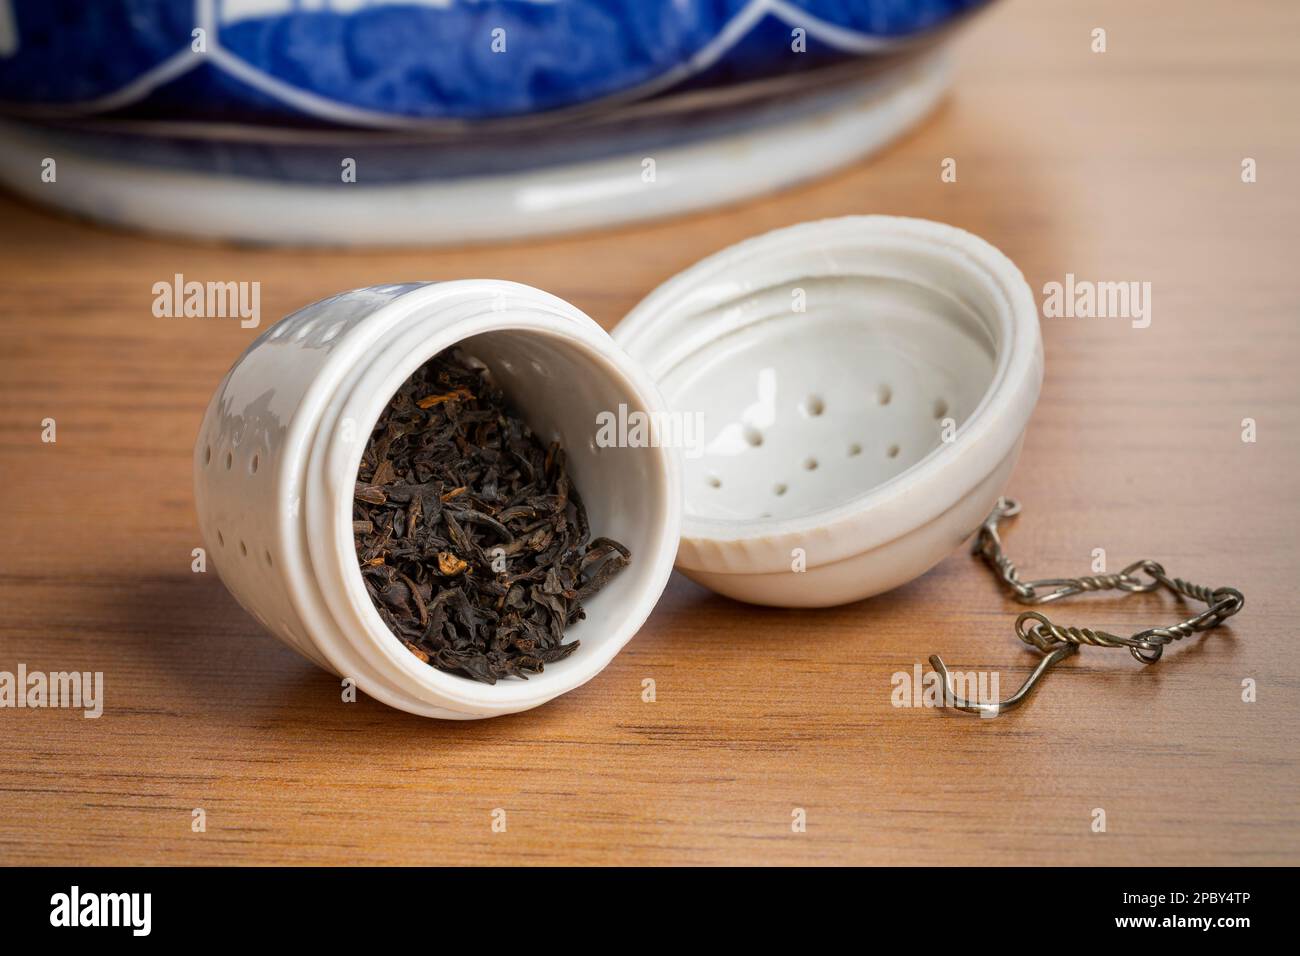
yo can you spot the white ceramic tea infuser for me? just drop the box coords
[615,216,1043,606]
[195,216,1045,718]
[193,282,683,719]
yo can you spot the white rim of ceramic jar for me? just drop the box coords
[281,282,681,717]
[615,215,1042,575]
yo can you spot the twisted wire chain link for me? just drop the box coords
[974,498,1245,666]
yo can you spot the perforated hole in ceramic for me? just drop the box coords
[613,216,1042,608]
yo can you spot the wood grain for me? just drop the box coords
[1,0,1297,866]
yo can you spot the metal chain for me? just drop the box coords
[929,497,1245,716]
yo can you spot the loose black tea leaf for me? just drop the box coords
[354,347,631,684]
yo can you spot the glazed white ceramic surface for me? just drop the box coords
[193,281,682,718]
[0,55,949,246]
[614,216,1043,607]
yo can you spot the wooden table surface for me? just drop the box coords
[1,0,1297,866]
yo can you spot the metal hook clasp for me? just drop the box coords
[942,496,1243,716]
[927,643,1077,717]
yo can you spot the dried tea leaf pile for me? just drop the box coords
[354,348,631,684]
